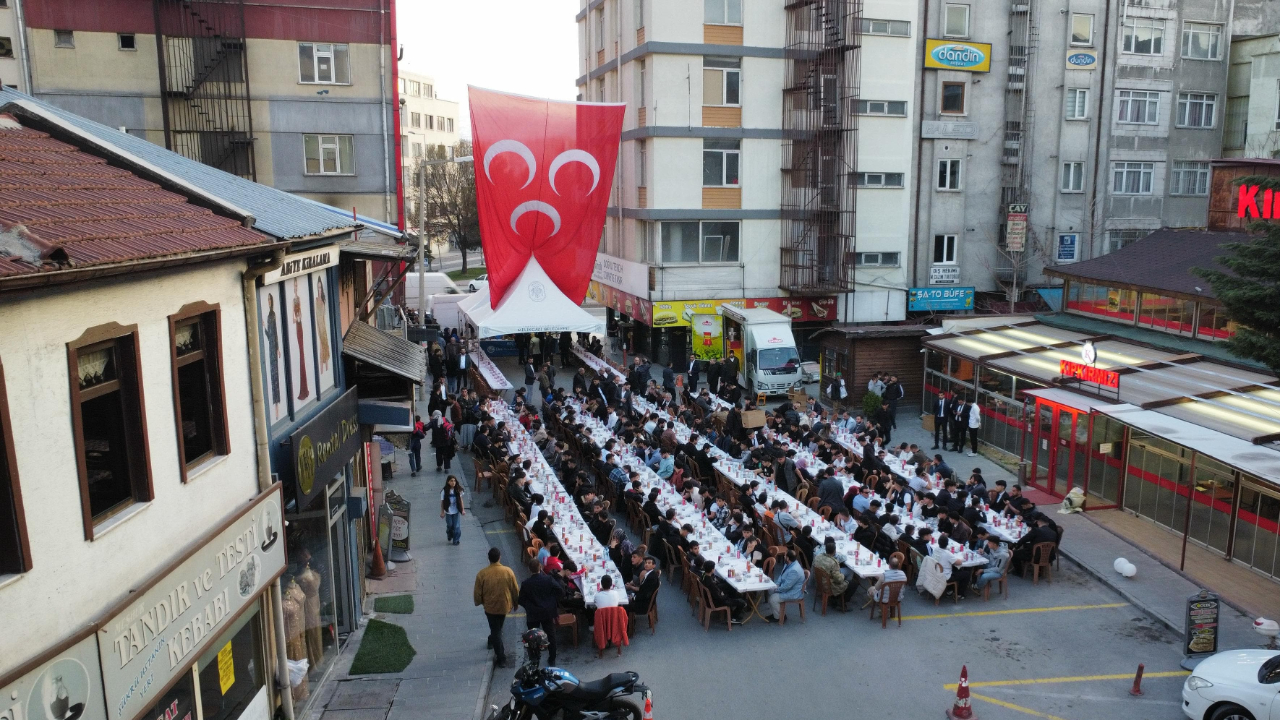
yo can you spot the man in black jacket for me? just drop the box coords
[686,357,701,392]
[627,556,661,614]
[707,360,722,395]
[662,363,676,398]
[989,480,1010,512]
[701,560,746,622]
[1011,516,1058,574]
[519,558,567,664]
[524,360,537,403]
[883,375,904,427]
[932,391,951,449]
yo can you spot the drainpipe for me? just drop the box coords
[909,0,930,289]
[378,0,393,224]
[242,248,293,720]
[11,0,32,93]
[1086,0,1113,261]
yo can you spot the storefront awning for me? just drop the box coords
[342,320,426,383]
[340,237,415,262]
[1024,387,1107,413]
[1096,403,1280,487]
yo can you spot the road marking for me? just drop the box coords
[969,692,1069,720]
[904,602,1127,622]
[484,529,516,535]
[984,688,1182,705]
[946,670,1189,690]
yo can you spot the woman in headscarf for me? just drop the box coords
[426,410,457,472]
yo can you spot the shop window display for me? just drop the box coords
[284,494,339,705]
[198,605,266,720]
[142,667,196,720]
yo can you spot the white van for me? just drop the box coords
[404,272,463,312]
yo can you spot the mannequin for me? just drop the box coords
[297,559,324,668]
[282,578,309,703]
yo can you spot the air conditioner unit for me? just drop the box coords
[0,37,14,60]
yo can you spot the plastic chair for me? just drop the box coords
[1053,526,1065,570]
[700,584,733,632]
[555,613,579,647]
[812,566,847,615]
[1024,542,1055,584]
[777,569,810,625]
[870,580,906,627]
[982,561,1010,601]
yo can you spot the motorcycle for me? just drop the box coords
[486,629,649,720]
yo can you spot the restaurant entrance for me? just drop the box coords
[1031,400,1085,499]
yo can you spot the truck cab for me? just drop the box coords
[720,306,802,397]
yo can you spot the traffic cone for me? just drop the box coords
[1129,663,1145,696]
[641,695,653,720]
[946,665,977,719]
[368,536,387,579]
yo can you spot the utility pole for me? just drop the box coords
[417,158,426,326]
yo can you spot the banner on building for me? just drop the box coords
[908,287,975,312]
[1006,204,1028,252]
[923,39,992,73]
[591,255,649,297]
[587,281,652,325]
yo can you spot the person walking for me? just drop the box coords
[518,557,566,665]
[441,475,466,545]
[474,547,520,667]
[966,398,982,457]
[883,375,903,428]
[427,410,457,471]
[409,414,425,477]
[686,357,701,393]
[530,333,543,367]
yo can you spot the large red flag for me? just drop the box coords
[469,87,625,308]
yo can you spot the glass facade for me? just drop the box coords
[922,349,1042,458]
[1234,481,1280,580]
[1065,280,1235,342]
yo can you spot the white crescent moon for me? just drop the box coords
[548,149,601,196]
[483,139,536,189]
[509,201,561,237]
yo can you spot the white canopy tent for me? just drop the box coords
[459,257,605,339]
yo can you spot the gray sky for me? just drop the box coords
[397,0,581,139]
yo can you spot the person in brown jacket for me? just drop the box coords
[473,547,520,666]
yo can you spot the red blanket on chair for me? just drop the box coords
[594,606,630,651]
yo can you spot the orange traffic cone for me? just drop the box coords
[641,695,653,720]
[946,665,977,719]
[368,536,387,579]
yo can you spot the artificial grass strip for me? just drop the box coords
[373,594,415,614]
[349,619,416,674]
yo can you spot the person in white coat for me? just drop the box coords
[966,399,982,457]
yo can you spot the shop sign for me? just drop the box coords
[261,245,339,285]
[1057,233,1079,262]
[921,121,978,139]
[0,636,107,720]
[743,297,837,322]
[97,487,286,720]
[908,287,974,312]
[290,387,361,510]
[1007,204,1028,252]
[929,265,960,285]
[1236,184,1280,219]
[1066,50,1098,70]
[587,281,652,325]
[648,296,837,327]
[1059,359,1119,389]
[1184,590,1220,658]
[924,39,992,73]
[591,255,649,298]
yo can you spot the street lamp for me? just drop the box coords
[415,153,473,325]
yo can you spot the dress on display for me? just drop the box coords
[292,283,310,400]
[297,562,324,669]
[282,581,309,703]
[315,279,331,373]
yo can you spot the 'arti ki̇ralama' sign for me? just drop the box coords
[261,245,339,285]
[97,488,285,720]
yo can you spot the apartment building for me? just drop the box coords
[1224,32,1280,159]
[398,70,460,227]
[6,0,402,226]
[0,0,26,92]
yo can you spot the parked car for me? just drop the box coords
[800,360,820,384]
[1181,649,1280,720]
[468,274,488,293]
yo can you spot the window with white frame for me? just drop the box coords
[705,0,742,25]
[1122,17,1164,55]
[703,57,741,106]
[1066,88,1089,119]
[661,221,740,263]
[1108,229,1144,253]
[1176,92,1217,128]
[937,159,962,190]
[298,43,351,84]
[596,10,605,50]
[703,139,740,186]
[943,4,969,37]
[856,100,908,116]
[1170,161,1210,195]
[1116,89,1160,124]
[636,0,645,29]
[854,172,905,188]
[304,134,355,175]
[446,118,454,132]
[859,18,911,36]
[855,252,901,266]
[1071,13,1094,45]
[700,222,740,263]
[933,234,958,264]
[1061,162,1085,192]
[1112,161,1155,194]
[410,112,421,129]
[1181,22,1221,60]
[426,115,435,130]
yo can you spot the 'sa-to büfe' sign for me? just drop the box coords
[1060,359,1119,388]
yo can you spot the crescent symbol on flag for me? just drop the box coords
[509,201,561,237]
[483,139,537,188]
[548,149,601,196]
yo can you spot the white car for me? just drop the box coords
[1182,649,1280,720]
[468,274,488,293]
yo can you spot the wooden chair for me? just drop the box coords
[761,556,776,577]
[699,584,733,632]
[818,506,832,521]
[777,569,809,625]
[812,566,847,615]
[1024,542,1055,584]
[666,546,686,581]
[937,576,960,606]
[555,612,579,647]
[806,496,821,511]
[524,546,540,573]
[983,560,1010,601]
[630,591,659,635]
[870,580,906,628]
[897,541,918,583]
[682,568,701,612]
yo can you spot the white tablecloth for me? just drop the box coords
[572,343,626,384]
[469,348,513,390]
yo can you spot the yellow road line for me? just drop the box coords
[970,692,1069,720]
[946,670,1189,690]
[903,602,1127,621]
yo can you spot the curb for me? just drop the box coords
[1055,545,1183,636]
[467,448,499,720]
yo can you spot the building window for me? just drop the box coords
[304,134,355,175]
[426,84,433,97]
[859,18,911,36]
[1070,13,1094,45]
[54,30,74,48]
[118,33,136,51]
[0,37,10,59]
[1181,22,1222,60]
[298,42,351,84]
[1061,161,1085,192]
[411,142,422,158]
[855,252,901,266]
[705,0,742,25]
[941,82,966,114]
[638,140,647,187]
[1107,229,1145,253]
[0,359,30,575]
[410,112,421,129]
[1122,17,1164,55]
[703,57,741,106]
[937,159,962,191]
[1170,161,1210,195]
[68,327,152,536]
[703,138,740,187]
[856,100,907,116]
[1176,92,1217,128]
[426,115,435,130]
[855,172,905,188]
[1066,88,1089,120]
[1224,97,1248,149]
[1112,162,1155,194]
[1196,303,1236,340]
[943,4,970,37]
[1116,89,1159,124]
[596,10,605,50]
[933,235,958,264]
[661,221,739,263]
[170,308,228,475]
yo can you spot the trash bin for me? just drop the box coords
[386,490,412,562]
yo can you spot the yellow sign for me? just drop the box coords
[924,39,992,73]
[650,299,743,328]
[217,642,235,694]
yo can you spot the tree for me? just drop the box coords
[1194,178,1280,375]
[419,141,481,273]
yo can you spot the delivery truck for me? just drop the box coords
[719,306,802,397]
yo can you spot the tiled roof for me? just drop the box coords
[0,88,359,240]
[1042,228,1252,299]
[0,115,268,278]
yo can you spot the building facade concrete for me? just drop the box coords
[398,70,460,230]
[1225,32,1280,158]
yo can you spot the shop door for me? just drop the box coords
[1032,401,1076,498]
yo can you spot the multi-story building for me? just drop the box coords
[398,70,459,228]
[4,0,402,226]
[1224,31,1280,159]
[0,0,27,92]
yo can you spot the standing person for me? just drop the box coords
[530,333,543,367]
[409,414,425,477]
[707,359,721,395]
[966,398,982,457]
[883,375,903,427]
[686,357,701,392]
[662,363,676,399]
[427,410,457,471]
[537,364,552,401]
[519,558,566,666]
[523,358,537,402]
[932,391,950,450]
[440,475,466,545]
[950,398,969,453]
[473,547,520,667]
[559,331,573,367]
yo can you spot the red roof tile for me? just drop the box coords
[0,116,269,279]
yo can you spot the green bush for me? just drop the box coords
[862,391,882,418]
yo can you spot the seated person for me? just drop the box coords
[870,554,909,602]
[812,538,855,603]
[625,556,661,612]
[931,534,971,598]
[701,560,747,623]
[593,574,624,608]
